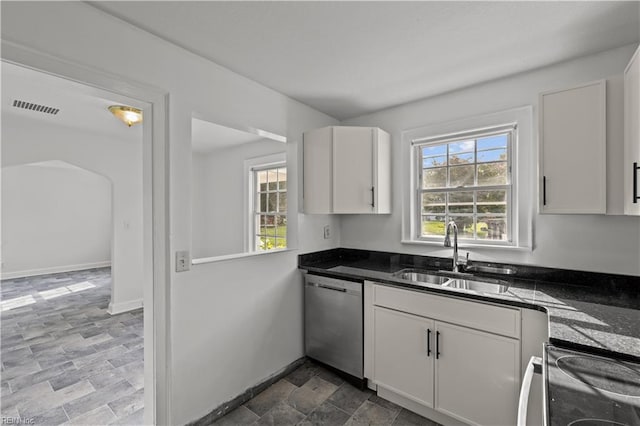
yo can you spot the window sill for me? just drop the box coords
[192,248,293,265]
[401,239,532,252]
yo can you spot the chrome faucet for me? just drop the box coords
[444,220,459,272]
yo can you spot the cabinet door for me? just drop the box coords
[373,306,435,407]
[540,81,606,214]
[303,127,333,213]
[434,322,520,426]
[333,126,374,213]
[624,47,640,215]
[373,128,392,214]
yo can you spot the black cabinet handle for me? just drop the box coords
[371,186,375,208]
[427,329,431,357]
[634,162,639,204]
[543,176,547,206]
[436,331,440,359]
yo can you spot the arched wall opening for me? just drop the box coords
[1,160,113,277]
[1,113,144,314]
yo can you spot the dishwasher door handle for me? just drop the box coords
[518,356,542,426]
[317,284,347,292]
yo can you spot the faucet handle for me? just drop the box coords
[460,252,475,272]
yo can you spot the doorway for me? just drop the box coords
[0,46,168,425]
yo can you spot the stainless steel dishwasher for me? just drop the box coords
[304,274,363,380]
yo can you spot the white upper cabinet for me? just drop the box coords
[302,126,333,214]
[539,80,607,214]
[624,46,640,216]
[303,126,391,214]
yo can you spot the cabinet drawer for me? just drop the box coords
[373,284,520,338]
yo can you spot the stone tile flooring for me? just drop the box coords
[212,360,441,426]
[1,268,144,425]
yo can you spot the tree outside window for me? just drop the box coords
[254,166,287,251]
[418,130,512,242]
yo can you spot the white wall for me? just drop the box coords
[191,153,209,258]
[341,44,640,276]
[1,2,340,423]
[1,162,111,276]
[192,139,287,259]
[1,113,144,312]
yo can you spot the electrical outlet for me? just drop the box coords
[323,225,331,239]
[176,250,190,272]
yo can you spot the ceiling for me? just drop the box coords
[1,62,283,152]
[90,1,640,120]
[1,61,143,140]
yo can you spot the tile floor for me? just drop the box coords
[211,360,440,426]
[1,268,144,425]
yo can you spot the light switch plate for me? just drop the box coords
[176,250,190,272]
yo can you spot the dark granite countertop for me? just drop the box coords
[299,249,640,362]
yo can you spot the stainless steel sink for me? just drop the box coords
[465,264,517,275]
[391,269,450,285]
[443,278,509,294]
[391,268,509,294]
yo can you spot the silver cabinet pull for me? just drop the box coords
[318,284,347,293]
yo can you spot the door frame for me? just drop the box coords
[1,40,171,425]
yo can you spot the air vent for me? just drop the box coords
[12,100,59,115]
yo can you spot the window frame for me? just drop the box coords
[244,153,287,253]
[401,107,533,250]
[414,125,515,245]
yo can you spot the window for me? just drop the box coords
[252,164,287,251]
[416,125,514,243]
[403,107,532,249]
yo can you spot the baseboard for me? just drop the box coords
[1,261,111,280]
[188,357,306,426]
[107,298,143,315]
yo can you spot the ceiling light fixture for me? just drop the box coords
[108,105,143,127]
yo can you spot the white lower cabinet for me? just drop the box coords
[370,284,521,426]
[434,322,520,426]
[373,307,435,407]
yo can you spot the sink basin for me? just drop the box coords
[465,264,517,275]
[443,279,509,294]
[392,269,509,294]
[391,269,450,285]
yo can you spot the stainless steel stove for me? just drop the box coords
[545,345,640,426]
